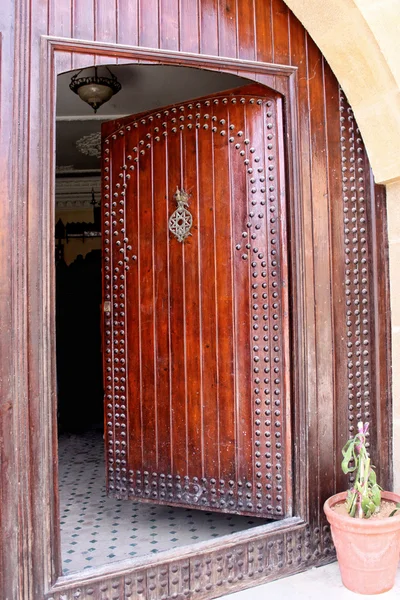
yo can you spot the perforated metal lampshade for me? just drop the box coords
[69,66,121,113]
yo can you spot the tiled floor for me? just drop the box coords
[59,431,268,575]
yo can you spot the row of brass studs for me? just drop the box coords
[230,99,284,515]
[248,100,283,515]
[339,93,371,463]
[265,100,284,514]
[103,136,132,495]
[103,97,268,148]
[119,470,259,510]
[102,143,115,491]
[120,96,265,128]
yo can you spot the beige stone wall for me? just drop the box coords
[285,0,400,490]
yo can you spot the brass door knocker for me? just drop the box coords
[168,188,193,242]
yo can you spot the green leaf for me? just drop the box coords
[361,496,371,513]
[371,485,381,507]
[389,502,400,517]
[341,442,357,474]
[346,490,358,517]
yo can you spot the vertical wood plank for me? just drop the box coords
[138,0,160,48]
[31,0,64,589]
[120,125,143,478]
[318,60,337,501]
[230,101,252,487]
[94,0,117,64]
[49,0,73,73]
[271,0,289,65]
[210,114,222,485]
[73,0,95,39]
[72,0,95,68]
[179,0,199,53]
[152,123,172,476]
[95,0,117,42]
[369,183,392,490]
[182,107,203,478]
[0,0,25,595]
[198,108,219,480]
[237,0,256,61]
[307,38,335,520]
[252,73,276,90]
[71,53,99,72]
[214,101,236,483]
[275,95,292,515]
[167,124,187,476]
[15,0,40,593]
[159,0,180,51]
[199,0,219,56]
[116,0,139,47]
[54,52,73,77]
[289,22,316,520]
[139,130,158,473]
[48,0,72,37]
[324,64,345,493]
[254,0,273,63]
[361,160,377,466]
[104,132,126,493]
[218,0,238,58]
[124,125,144,478]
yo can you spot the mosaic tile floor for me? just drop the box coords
[59,432,269,575]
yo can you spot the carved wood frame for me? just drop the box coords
[18,35,388,599]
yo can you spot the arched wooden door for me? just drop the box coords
[101,83,291,519]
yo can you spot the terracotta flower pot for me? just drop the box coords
[324,490,400,595]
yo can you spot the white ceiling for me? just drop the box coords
[56,65,249,171]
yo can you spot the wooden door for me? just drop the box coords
[101,83,291,519]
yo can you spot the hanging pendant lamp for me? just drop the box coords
[69,66,122,113]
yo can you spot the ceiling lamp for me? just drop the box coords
[69,66,121,113]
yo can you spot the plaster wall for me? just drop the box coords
[285,0,400,490]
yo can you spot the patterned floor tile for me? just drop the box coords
[59,432,268,575]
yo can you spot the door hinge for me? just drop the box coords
[104,301,111,312]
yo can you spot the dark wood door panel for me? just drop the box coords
[102,83,291,518]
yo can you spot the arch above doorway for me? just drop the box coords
[285,0,400,185]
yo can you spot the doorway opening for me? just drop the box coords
[55,64,279,576]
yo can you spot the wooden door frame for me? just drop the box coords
[29,34,334,598]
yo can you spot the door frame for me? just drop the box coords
[22,34,348,598]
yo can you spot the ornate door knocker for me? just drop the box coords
[168,188,193,243]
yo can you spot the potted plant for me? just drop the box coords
[323,422,400,595]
